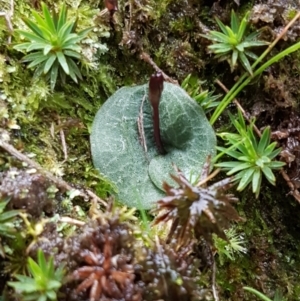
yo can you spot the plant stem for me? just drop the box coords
[149,72,166,155]
[152,103,166,155]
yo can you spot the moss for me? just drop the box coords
[1,0,300,299]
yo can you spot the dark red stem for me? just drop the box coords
[152,104,166,155]
[149,72,166,155]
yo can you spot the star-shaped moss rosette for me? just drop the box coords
[90,76,216,209]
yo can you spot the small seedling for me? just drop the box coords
[215,109,285,198]
[8,249,64,301]
[14,3,92,90]
[0,197,19,257]
[201,10,268,75]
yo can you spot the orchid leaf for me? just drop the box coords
[90,83,216,209]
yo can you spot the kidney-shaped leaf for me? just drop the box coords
[90,83,216,209]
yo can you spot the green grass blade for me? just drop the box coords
[243,287,273,301]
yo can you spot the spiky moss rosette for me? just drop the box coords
[90,83,216,209]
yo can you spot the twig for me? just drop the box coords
[137,95,148,154]
[0,137,107,207]
[140,52,179,85]
[58,121,68,163]
[215,80,300,204]
[0,0,14,43]
[196,168,220,187]
[215,79,261,137]
[280,169,300,203]
[211,251,219,301]
[59,216,85,226]
[259,11,300,65]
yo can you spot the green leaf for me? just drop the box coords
[56,52,69,74]
[77,27,93,38]
[44,54,57,74]
[216,146,242,160]
[22,51,45,62]
[50,61,59,90]
[215,161,242,169]
[57,3,67,31]
[8,281,39,293]
[236,168,255,191]
[37,250,48,278]
[58,21,76,42]
[13,42,31,51]
[230,10,239,34]
[215,17,229,36]
[63,49,81,59]
[232,49,238,67]
[267,147,282,160]
[91,83,216,209]
[22,17,47,39]
[43,44,53,55]
[239,51,253,75]
[268,161,285,169]
[27,42,50,52]
[47,280,61,290]
[262,166,276,185]
[46,290,57,300]
[37,295,47,301]
[203,31,230,43]
[27,56,49,69]
[263,142,278,157]
[252,169,262,196]
[66,58,80,83]
[257,127,271,154]
[240,41,269,48]
[244,30,261,41]
[244,50,258,60]
[208,44,233,53]
[227,162,253,175]
[28,257,42,279]
[33,62,46,79]
[237,12,249,42]
[0,210,19,222]
[46,257,55,279]
[243,286,273,301]
[236,44,244,52]
[16,30,47,44]
[32,11,50,32]
[42,3,56,33]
